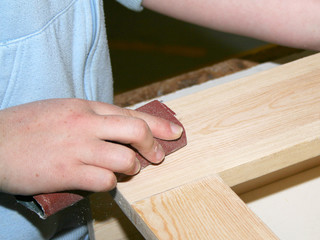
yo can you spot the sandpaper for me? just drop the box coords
[134,100,187,169]
[17,100,187,218]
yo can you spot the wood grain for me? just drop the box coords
[116,53,320,204]
[132,175,277,239]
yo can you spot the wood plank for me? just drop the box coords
[132,175,277,239]
[116,53,320,204]
[93,53,320,239]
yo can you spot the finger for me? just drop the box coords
[82,140,141,175]
[89,101,183,140]
[71,165,117,192]
[93,115,165,163]
[121,108,183,140]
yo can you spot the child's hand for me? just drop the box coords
[0,99,183,195]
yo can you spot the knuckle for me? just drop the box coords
[122,150,137,171]
[132,119,150,142]
[120,108,135,118]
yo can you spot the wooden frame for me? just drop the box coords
[91,53,320,239]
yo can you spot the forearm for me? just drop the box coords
[142,0,320,51]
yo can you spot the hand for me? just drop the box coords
[0,98,183,195]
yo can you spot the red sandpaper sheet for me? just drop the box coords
[24,100,187,218]
[135,100,187,169]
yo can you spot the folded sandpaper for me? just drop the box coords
[131,100,187,169]
[17,100,187,218]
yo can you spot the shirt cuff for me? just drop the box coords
[116,0,143,11]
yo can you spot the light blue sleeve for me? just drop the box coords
[116,0,143,11]
[0,0,111,239]
[0,0,113,109]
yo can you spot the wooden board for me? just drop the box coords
[92,53,320,239]
[132,175,276,239]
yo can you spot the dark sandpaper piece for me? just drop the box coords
[18,100,187,218]
[134,100,187,169]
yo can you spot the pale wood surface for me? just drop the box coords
[92,53,320,239]
[116,53,320,204]
[133,175,277,239]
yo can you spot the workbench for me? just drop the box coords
[89,45,320,239]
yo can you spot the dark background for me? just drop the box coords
[104,1,267,94]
